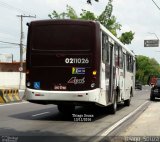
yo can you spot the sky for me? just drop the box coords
[0,0,160,63]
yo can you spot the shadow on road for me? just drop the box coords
[9,103,127,122]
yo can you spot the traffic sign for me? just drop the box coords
[19,67,23,72]
[144,39,159,47]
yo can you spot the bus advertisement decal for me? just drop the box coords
[67,77,85,85]
[72,67,85,75]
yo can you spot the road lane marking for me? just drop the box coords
[0,101,29,107]
[100,101,149,136]
[32,112,50,117]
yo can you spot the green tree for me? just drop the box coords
[48,5,78,19]
[66,5,78,19]
[97,0,121,37]
[80,9,97,20]
[48,1,134,44]
[136,55,160,84]
[119,31,134,45]
[98,0,113,26]
[48,11,66,19]
[97,0,134,43]
[49,5,96,20]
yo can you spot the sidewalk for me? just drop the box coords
[119,102,160,136]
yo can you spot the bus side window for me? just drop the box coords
[132,57,134,72]
[129,55,134,72]
[102,33,109,64]
[126,53,129,71]
[126,53,134,72]
[119,46,123,68]
[114,44,119,67]
[129,55,131,71]
[106,42,110,63]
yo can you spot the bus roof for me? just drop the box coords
[29,19,98,26]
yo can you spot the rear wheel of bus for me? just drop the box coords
[57,104,75,114]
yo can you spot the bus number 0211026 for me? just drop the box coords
[65,58,89,64]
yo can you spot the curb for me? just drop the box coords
[90,101,150,142]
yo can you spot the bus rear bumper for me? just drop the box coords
[25,88,101,105]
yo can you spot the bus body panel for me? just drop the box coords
[26,88,108,106]
[26,20,101,92]
[124,72,134,99]
[26,19,135,108]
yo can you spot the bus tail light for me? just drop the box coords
[92,70,97,76]
[91,70,97,88]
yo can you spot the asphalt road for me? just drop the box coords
[0,86,151,142]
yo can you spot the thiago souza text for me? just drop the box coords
[72,114,94,122]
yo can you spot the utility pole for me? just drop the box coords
[17,15,36,89]
[148,32,159,40]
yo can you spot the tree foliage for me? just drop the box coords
[97,0,121,37]
[119,31,134,45]
[48,1,134,44]
[48,5,78,19]
[49,5,96,20]
[80,10,96,20]
[98,0,113,26]
[48,11,66,19]
[105,16,121,37]
[136,55,160,84]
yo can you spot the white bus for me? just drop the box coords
[25,19,135,114]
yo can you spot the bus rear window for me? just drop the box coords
[30,24,94,51]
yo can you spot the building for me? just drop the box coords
[0,62,26,72]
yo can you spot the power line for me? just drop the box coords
[0,46,19,49]
[0,40,19,46]
[152,0,160,11]
[0,1,33,15]
[0,40,26,46]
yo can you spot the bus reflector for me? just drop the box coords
[78,94,83,97]
[91,83,96,88]
[92,71,97,76]
[35,94,41,96]
[35,94,44,96]
[27,82,31,87]
[26,70,30,74]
